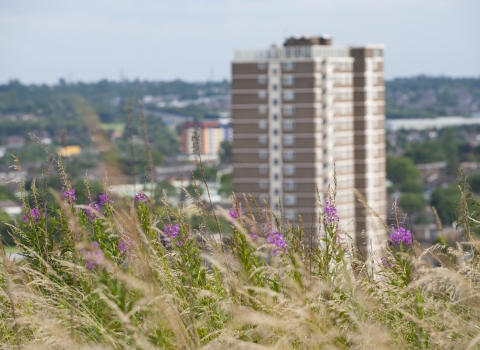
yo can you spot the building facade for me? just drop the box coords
[231,36,386,245]
[181,118,232,160]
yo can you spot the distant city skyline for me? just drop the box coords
[0,0,479,85]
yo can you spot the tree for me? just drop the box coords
[192,165,217,182]
[0,185,17,201]
[0,211,15,246]
[218,140,232,164]
[155,181,177,200]
[468,173,480,194]
[386,155,423,188]
[218,173,233,197]
[399,193,427,214]
[186,183,203,198]
[444,128,459,175]
[430,184,461,224]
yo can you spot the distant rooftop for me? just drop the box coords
[386,116,480,131]
[233,36,383,62]
[283,35,332,47]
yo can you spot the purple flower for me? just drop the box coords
[98,193,113,206]
[85,203,99,222]
[381,257,393,268]
[249,231,259,239]
[229,207,239,220]
[22,215,28,223]
[30,208,45,222]
[118,241,127,252]
[61,187,76,205]
[324,201,339,227]
[134,192,148,203]
[164,224,179,239]
[389,226,413,248]
[82,241,104,270]
[266,231,287,255]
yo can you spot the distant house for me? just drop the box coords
[0,200,22,217]
[58,145,81,157]
[181,118,232,160]
[6,136,26,149]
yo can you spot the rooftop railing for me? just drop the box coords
[233,46,351,61]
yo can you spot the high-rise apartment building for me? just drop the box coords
[231,36,386,245]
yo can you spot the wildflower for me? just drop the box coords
[389,226,413,248]
[85,203,99,222]
[134,192,148,203]
[61,187,76,205]
[324,201,339,227]
[229,207,239,220]
[381,257,393,268]
[118,241,127,252]
[82,241,104,270]
[266,231,287,255]
[164,224,179,239]
[249,231,259,239]
[98,192,113,206]
[23,207,46,223]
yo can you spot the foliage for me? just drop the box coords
[444,128,459,175]
[385,76,480,119]
[218,140,232,164]
[430,184,461,224]
[192,165,217,182]
[0,185,17,201]
[218,173,233,197]
[3,163,480,349]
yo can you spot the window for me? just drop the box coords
[284,150,295,160]
[274,158,279,165]
[259,149,268,159]
[258,105,267,114]
[283,75,294,85]
[372,75,378,84]
[272,68,278,74]
[272,84,278,91]
[258,90,267,100]
[273,144,279,150]
[284,165,295,176]
[283,90,294,101]
[259,165,268,174]
[257,75,267,84]
[274,188,280,196]
[283,120,295,131]
[273,114,278,121]
[274,173,279,180]
[284,195,296,205]
[316,91,322,100]
[258,120,267,130]
[283,62,294,70]
[315,74,322,85]
[273,99,278,106]
[258,62,267,70]
[284,180,296,190]
[283,105,295,116]
[283,135,295,146]
[285,210,295,220]
[274,203,280,210]
[259,135,267,144]
[259,180,268,189]
[273,128,278,136]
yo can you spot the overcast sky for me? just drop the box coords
[0,0,478,85]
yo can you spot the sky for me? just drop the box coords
[0,0,479,85]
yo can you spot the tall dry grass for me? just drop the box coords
[2,99,480,349]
